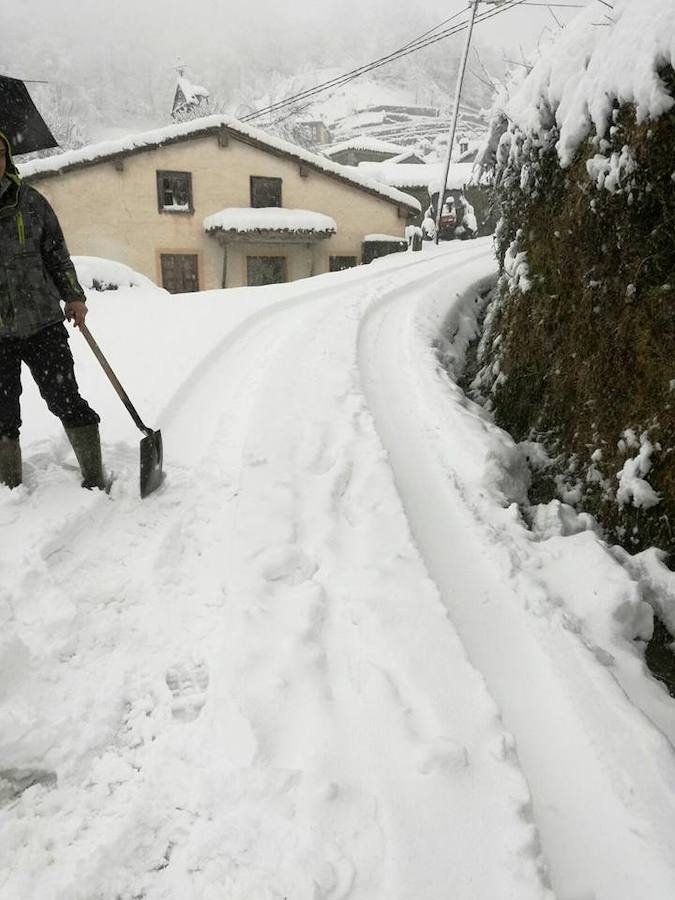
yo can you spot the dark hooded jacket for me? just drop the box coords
[0,130,86,339]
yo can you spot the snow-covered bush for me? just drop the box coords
[474,0,675,559]
[73,257,164,292]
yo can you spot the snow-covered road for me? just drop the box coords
[1,240,675,899]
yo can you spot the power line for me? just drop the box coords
[242,5,474,124]
[243,4,481,123]
[9,0,584,108]
[243,0,529,125]
[397,5,472,52]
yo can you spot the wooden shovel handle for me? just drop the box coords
[79,323,150,436]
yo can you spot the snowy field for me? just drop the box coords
[1,240,675,900]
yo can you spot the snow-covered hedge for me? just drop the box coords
[506,0,675,167]
[473,0,675,560]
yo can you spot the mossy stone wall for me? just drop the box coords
[482,76,675,559]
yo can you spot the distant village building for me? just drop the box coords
[323,137,413,167]
[435,131,481,164]
[357,160,475,225]
[328,101,488,151]
[171,64,210,120]
[20,116,420,292]
[386,150,427,166]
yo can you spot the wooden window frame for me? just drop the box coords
[250,176,283,208]
[156,170,194,214]
[158,251,200,293]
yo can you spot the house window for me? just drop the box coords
[247,256,287,286]
[250,176,282,208]
[160,253,199,293]
[330,256,358,272]
[157,171,193,213]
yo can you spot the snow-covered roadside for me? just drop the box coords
[0,245,551,900]
[2,239,674,899]
[359,250,675,899]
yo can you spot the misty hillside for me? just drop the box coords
[2,3,501,152]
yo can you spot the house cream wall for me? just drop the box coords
[29,133,412,291]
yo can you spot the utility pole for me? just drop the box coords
[434,0,504,243]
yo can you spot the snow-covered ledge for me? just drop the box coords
[363,233,407,244]
[204,208,337,243]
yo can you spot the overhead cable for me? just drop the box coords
[243,0,529,124]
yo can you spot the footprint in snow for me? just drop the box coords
[165,658,210,722]
[258,546,318,586]
[314,857,356,899]
[416,737,469,775]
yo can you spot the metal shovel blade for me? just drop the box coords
[140,430,164,498]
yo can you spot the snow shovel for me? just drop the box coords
[79,323,163,498]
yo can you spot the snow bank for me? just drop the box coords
[73,256,165,292]
[359,245,675,897]
[506,0,675,165]
[203,208,337,236]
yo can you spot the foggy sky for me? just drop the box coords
[8,0,593,83]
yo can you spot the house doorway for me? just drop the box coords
[247,256,288,287]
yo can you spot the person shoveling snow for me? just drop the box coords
[0,129,106,491]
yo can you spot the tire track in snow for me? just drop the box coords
[357,246,675,900]
[0,246,546,899]
[219,254,552,899]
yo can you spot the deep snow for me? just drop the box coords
[1,241,675,900]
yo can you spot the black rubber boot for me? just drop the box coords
[0,438,21,489]
[65,424,106,490]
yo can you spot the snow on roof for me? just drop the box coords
[324,136,407,157]
[204,208,337,235]
[506,0,675,166]
[386,150,426,165]
[358,161,474,191]
[177,75,209,104]
[331,110,388,131]
[18,115,421,213]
